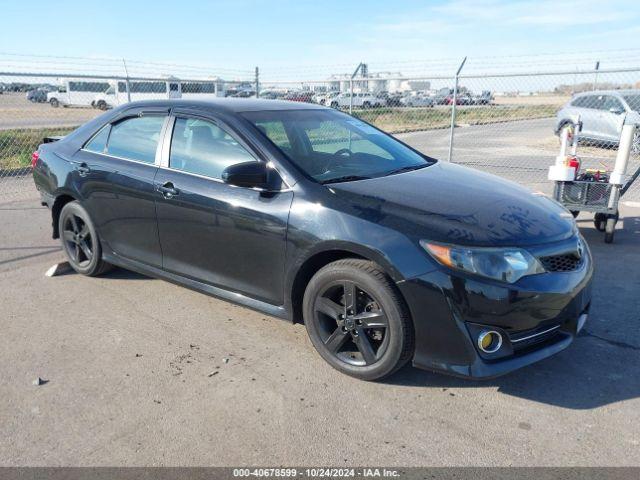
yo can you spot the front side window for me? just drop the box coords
[106,115,165,163]
[601,96,624,112]
[169,118,256,179]
[242,109,433,183]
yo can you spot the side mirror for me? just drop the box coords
[609,107,624,115]
[221,161,273,190]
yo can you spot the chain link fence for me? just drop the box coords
[1,53,639,202]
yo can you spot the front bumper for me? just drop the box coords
[398,241,593,379]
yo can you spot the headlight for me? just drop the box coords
[420,241,545,284]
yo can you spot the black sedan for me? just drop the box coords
[32,99,593,381]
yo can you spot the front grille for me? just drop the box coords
[539,253,583,272]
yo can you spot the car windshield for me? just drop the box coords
[241,109,434,183]
[623,94,640,111]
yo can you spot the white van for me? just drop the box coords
[180,81,224,100]
[47,80,111,108]
[92,80,181,110]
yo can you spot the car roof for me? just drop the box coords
[575,89,640,97]
[113,98,327,114]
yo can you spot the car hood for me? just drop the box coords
[327,162,576,247]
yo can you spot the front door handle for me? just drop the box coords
[157,182,179,199]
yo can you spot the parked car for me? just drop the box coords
[315,91,340,105]
[26,88,49,103]
[330,92,384,109]
[259,90,287,100]
[444,93,473,106]
[400,94,434,107]
[32,99,592,381]
[284,91,315,103]
[473,90,493,105]
[384,92,405,107]
[555,90,640,148]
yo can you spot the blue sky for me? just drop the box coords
[1,0,638,78]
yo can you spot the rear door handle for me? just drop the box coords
[157,182,179,199]
[75,163,90,176]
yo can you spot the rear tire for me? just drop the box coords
[58,201,112,276]
[50,98,59,108]
[97,100,108,111]
[303,259,414,381]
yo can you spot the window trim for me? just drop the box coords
[160,113,291,191]
[80,113,170,167]
[82,123,112,154]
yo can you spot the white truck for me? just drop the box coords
[329,92,384,109]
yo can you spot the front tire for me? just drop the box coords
[58,201,112,276]
[50,98,59,108]
[303,259,413,381]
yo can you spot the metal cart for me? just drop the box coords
[551,120,639,244]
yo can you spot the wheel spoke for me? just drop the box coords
[69,215,80,233]
[62,230,75,243]
[74,243,81,262]
[354,310,388,329]
[353,328,377,364]
[324,327,349,353]
[316,297,343,320]
[343,281,356,312]
[78,239,92,260]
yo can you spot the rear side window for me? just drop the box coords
[84,125,110,154]
[106,116,165,163]
[169,117,256,179]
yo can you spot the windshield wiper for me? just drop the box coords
[321,175,371,185]
[384,164,428,176]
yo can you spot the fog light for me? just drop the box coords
[477,330,503,354]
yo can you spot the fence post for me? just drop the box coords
[447,56,467,162]
[255,66,260,97]
[122,58,131,103]
[592,60,600,91]
[349,78,353,114]
[349,62,364,115]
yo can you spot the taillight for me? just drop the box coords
[31,150,39,168]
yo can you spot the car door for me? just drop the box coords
[574,95,602,139]
[599,96,626,142]
[154,111,293,305]
[74,107,168,267]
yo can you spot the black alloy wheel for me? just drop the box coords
[303,259,413,381]
[62,212,93,267]
[58,201,112,276]
[314,280,390,366]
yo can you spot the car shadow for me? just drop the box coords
[386,215,640,410]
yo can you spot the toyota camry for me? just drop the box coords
[32,99,593,381]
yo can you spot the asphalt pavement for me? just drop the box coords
[0,191,639,466]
